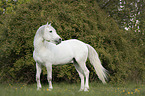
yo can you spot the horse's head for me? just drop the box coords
[43,22,62,44]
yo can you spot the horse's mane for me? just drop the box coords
[34,25,45,49]
[35,25,45,36]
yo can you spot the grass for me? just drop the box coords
[0,82,144,96]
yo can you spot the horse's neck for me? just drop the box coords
[34,34,55,52]
[34,34,45,51]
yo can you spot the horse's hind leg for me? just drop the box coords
[36,63,42,90]
[74,58,90,91]
[76,61,90,91]
[80,63,90,91]
[73,59,85,91]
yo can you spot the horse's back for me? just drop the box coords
[61,39,87,49]
[62,39,85,45]
[61,39,88,61]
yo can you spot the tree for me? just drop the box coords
[97,0,145,34]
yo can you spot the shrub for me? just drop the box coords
[0,0,144,84]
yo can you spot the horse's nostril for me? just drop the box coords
[59,38,62,41]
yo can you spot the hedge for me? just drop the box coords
[0,0,144,84]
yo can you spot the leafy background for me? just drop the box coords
[0,0,144,84]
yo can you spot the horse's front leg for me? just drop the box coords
[36,63,42,90]
[46,64,53,90]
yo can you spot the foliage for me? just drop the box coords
[97,0,145,33]
[0,0,144,83]
[0,0,31,15]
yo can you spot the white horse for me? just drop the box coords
[33,23,108,91]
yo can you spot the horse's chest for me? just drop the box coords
[34,50,54,64]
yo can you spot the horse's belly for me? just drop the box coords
[53,57,73,65]
[53,48,74,65]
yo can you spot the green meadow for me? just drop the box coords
[0,82,144,96]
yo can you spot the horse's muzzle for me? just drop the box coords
[55,38,62,44]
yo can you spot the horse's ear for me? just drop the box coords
[46,22,49,28]
[46,22,49,26]
[46,22,51,28]
[49,22,51,26]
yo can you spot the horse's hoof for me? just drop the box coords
[79,88,84,92]
[84,88,89,92]
[49,87,53,90]
[37,88,41,91]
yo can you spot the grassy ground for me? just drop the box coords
[0,82,144,96]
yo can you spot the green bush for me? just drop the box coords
[0,0,144,84]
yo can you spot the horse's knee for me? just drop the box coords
[47,75,52,81]
[84,70,90,77]
[36,76,39,81]
[36,74,40,81]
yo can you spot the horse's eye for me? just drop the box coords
[49,31,52,33]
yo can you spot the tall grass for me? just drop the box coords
[0,82,144,96]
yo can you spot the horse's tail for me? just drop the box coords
[87,44,108,84]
